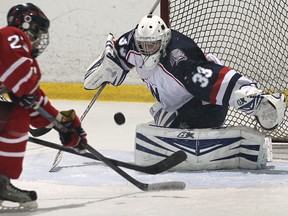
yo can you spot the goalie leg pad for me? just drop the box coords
[134,124,269,170]
[234,86,286,130]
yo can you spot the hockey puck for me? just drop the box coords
[114,112,125,125]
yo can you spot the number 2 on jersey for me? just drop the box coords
[7,35,29,53]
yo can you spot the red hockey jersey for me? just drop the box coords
[0,26,58,128]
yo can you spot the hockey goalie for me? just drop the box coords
[84,15,286,170]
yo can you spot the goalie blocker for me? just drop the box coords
[84,33,128,90]
[134,124,272,171]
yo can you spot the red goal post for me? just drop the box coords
[160,0,288,141]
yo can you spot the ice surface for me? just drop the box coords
[2,100,288,215]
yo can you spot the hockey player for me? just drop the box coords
[0,3,87,209]
[84,14,286,131]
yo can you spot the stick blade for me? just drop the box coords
[29,127,52,137]
[49,151,63,172]
[147,151,187,174]
[145,181,186,191]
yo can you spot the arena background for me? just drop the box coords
[0,0,157,101]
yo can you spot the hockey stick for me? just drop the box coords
[35,107,186,191]
[29,83,107,137]
[28,136,187,174]
[149,0,160,14]
[79,83,107,121]
[49,83,107,172]
[0,95,6,101]
[0,95,52,137]
[85,144,185,191]
[29,32,113,138]
[29,126,51,137]
[49,0,161,172]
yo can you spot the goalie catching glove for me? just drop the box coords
[84,33,128,90]
[56,109,87,154]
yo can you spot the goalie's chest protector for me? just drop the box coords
[127,52,193,112]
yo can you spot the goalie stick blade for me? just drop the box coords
[144,181,186,192]
[49,150,63,172]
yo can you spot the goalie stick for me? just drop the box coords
[149,0,160,14]
[49,0,161,172]
[49,83,107,172]
[30,35,111,168]
[31,0,161,165]
[35,106,186,191]
[28,136,187,174]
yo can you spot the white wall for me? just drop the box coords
[0,0,160,84]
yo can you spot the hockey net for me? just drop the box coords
[160,0,288,141]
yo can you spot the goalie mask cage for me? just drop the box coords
[160,0,288,142]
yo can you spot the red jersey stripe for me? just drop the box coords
[209,67,231,104]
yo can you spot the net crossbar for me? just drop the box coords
[161,0,288,141]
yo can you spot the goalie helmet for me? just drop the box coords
[134,14,171,70]
[7,3,50,58]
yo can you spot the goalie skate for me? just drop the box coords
[0,175,38,211]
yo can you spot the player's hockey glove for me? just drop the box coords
[0,84,8,95]
[9,88,43,109]
[57,109,87,154]
[18,94,39,108]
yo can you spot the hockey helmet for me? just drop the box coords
[134,14,171,70]
[7,3,50,57]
